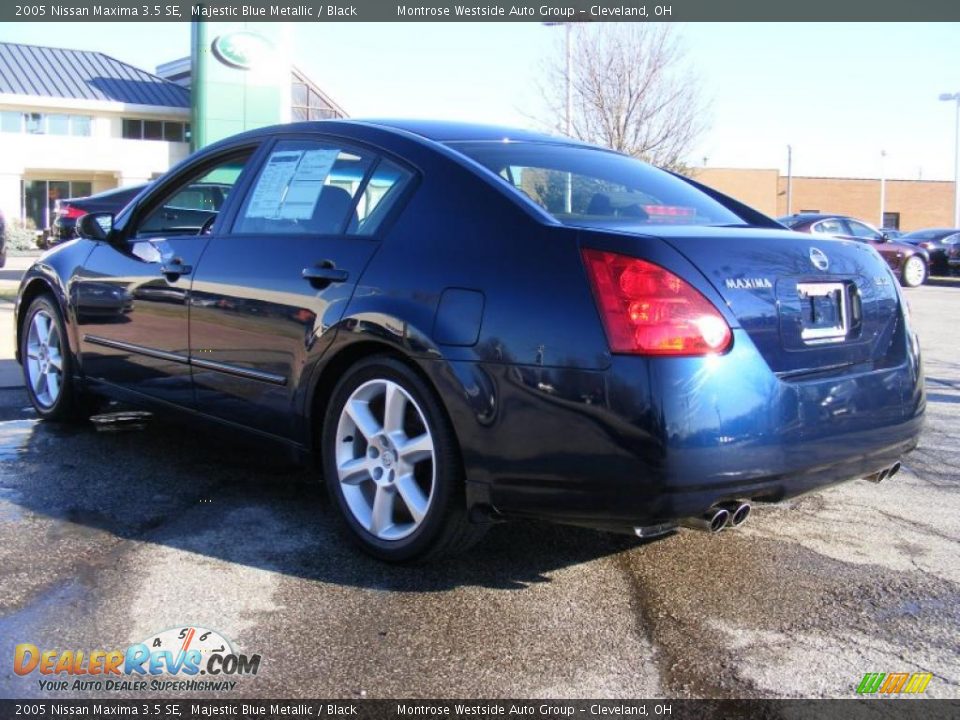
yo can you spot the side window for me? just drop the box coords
[136,152,253,237]
[233,140,374,236]
[846,220,880,240]
[813,218,845,236]
[353,159,413,236]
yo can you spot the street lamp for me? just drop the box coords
[786,145,793,216]
[940,92,960,228]
[879,149,887,229]
[544,22,573,213]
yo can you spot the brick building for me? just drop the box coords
[692,167,956,231]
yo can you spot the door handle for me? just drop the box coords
[302,262,349,287]
[161,260,192,279]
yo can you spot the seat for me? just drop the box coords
[586,193,613,216]
[305,186,358,234]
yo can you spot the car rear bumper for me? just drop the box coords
[447,327,925,530]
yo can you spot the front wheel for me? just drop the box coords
[901,255,927,287]
[322,356,485,562]
[21,294,90,421]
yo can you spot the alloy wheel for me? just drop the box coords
[25,310,64,408]
[334,378,436,541]
[903,256,926,287]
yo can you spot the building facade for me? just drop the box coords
[0,42,192,232]
[693,167,956,231]
[0,41,347,233]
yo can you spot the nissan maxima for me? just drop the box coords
[14,120,924,562]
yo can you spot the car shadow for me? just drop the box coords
[0,394,646,592]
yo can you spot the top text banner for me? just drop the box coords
[5,0,960,22]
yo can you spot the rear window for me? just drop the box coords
[449,141,742,227]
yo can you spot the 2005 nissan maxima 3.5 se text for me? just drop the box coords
[14,120,924,562]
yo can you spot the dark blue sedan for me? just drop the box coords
[13,120,924,561]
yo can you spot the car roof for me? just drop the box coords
[779,213,841,222]
[215,118,594,150]
[356,118,590,145]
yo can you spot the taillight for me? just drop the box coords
[581,248,732,356]
[60,204,87,220]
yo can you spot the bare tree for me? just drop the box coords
[537,24,708,172]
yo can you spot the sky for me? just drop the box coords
[1,21,957,181]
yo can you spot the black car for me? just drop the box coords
[49,182,235,248]
[14,120,923,562]
[898,228,960,275]
[48,184,147,248]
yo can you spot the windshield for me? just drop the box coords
[449,141,744,228]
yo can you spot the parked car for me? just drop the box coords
[49,182,235,248]
[15,120,924,562]
[47,184,148,248]
[0,208,6,268]
[898,228,960,275]
[948,242,960,274]
[778,213,930,287]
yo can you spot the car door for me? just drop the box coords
[842,218,900,271]
[74,146,261,406]
[188,137,414,438]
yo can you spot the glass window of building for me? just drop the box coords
[292,82,308,107]
[25,113,44,134]
[71,115,92,136]
[163,122,184,142]
[123,119,143,139]
[0,111,21,133]
[47,114,70,135]
[143,120,163,140]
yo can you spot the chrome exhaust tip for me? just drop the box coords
[719,501,751,528]
[680,507,730,533]
[633,523,677,540]
[864,462,901,483]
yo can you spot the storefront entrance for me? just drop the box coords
[22,179,92,230]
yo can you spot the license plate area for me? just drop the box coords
[797,282,849,343]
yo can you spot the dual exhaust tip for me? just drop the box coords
[681,501,751,534]
[864,461,902,484]
[675,461,904,535]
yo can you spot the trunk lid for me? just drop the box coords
[649,226,902,375]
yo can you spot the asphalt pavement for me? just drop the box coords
[0,279,957,700]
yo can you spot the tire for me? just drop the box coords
[901,255,927,288]
[20,294,93,421]
[321,355,486,562]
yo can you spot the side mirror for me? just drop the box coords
[879,232,891,243]
[76,212,115,242]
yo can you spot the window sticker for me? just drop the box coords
[244,148,341,220]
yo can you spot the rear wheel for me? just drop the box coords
[901,255,927,287]
[21,294,92,421]
[322,356,485,562]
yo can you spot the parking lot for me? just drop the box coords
[0,271,958,700]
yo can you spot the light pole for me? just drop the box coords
[785,145,793,216]
[940,92,960,227]
[879,149,887,229]
[544,22,573,213]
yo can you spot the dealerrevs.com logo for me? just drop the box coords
[856,672,933,695]
[14,626,261,693]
